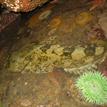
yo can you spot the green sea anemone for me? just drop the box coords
[76,71,107,105]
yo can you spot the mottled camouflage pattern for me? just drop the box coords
[0,0,106,12]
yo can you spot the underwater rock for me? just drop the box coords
[71,47,86,61]
[76,71,107,105]
[90,0,106,11]
[1,0,48,12]
[4,71,67,106]
[95,46,104,56]
[99,13,107,38]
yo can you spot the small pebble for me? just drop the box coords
[20,99,31,107]
[71,47,86,61]
[95,46,104,56]
[24,82,28,85]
